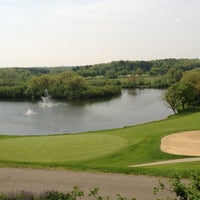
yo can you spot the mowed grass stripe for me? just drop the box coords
[0,134,127,162]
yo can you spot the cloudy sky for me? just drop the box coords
[0,0,200,67]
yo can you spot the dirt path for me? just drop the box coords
[0,167,170,200]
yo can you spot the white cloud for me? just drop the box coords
[173,17,183,24]
[0,0,200,67]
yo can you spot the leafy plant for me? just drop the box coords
[154,172,200,200]
[0,186,136,200]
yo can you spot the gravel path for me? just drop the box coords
[130,157,200,167]
[0,167,170,200]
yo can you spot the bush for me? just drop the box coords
[0,186,135,200]
[154,172,200,200]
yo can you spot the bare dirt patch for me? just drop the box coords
[161,131,200,156]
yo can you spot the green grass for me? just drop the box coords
[0,134,127,162]
[0,109,200,177]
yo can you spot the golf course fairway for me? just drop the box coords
[0,134,127,162]
[0,109,200,177]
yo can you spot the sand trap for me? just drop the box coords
[161,131,200,156]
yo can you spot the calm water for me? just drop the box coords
[0,89,173,135]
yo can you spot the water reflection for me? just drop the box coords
[127,89,137,96]
[0,89,173,135]
[68,95,120,106]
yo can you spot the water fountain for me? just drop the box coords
[23,108,38,116]
[41,89,49,104]
[40,89,56,107]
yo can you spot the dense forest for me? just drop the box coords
[72,58,200,77]
[0,58,199,102]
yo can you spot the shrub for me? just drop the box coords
[0,186,135,200]
[154,172,200,200]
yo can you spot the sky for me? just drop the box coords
[0,0,200,67]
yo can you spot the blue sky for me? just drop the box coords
[0,0,200,67]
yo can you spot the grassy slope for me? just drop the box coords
[0,110,199,177]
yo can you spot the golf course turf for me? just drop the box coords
[0,134,127,162]
[0,109,200,177]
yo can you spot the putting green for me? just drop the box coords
[0,134,127,163]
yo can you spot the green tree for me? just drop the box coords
[105,69,117,79]
[165,81,197,112]
[165,68,178,85]
[128,75,138,88]
[150,67,159,75]
[26,75,51,98]
[117,69,128,76]
[174,69,183,82]
[165,69,200,112]
[135,67,144,75]
[180,69,200,106]
[177,82,196,109]
[165,84,179,113]
[68,76,88,100]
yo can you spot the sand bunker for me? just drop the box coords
[161,131,200,156]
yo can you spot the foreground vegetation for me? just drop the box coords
[0,186,128,200]
[154,172,200,200]
[0,109,199,177]
[0,187,123,200]
[1,173,200,200]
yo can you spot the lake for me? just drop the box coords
[0,89,173,135]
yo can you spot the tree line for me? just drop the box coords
[72,58,200,89]
[0,70,121,100]
[72,58,200,77]
[0,58,199,101]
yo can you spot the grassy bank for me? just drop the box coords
[0,110,200,177]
